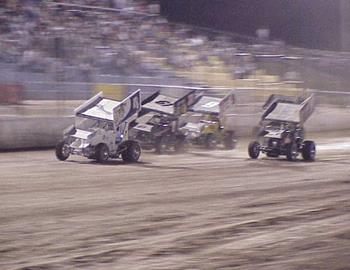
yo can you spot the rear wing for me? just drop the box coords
[262,94,299,110]
[190,91,235,119]
[113,90,141,126]
[142,89,197,116]
[219,91,236,120]
[74,90,141,126]
[299,94,315,124]
[263,94,315,124]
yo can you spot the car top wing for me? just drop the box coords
[190,92,235,117]
[75,90,141,125]
[264,94,315,124]
[262,94,299,110]
[299,94,315,124]
[142,89,197,116]
[264,103,303,123]
[113,90,142,126]
[219,91,235,119]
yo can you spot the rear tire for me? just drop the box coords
[55,140,70,161]
[122,141,141,162]
[248,141,260,159]
[286,142,298,161]
[302,140,316,161]
[95,144,109,163]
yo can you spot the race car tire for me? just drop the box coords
[95,143,109,163]
[286,142,298,161]
[205,133,218,150]
[155,136,168,154]
[55,140,70,161]
[223,131,236,150]
[122,141,141,162]
[248,141,260,159]
[302,140,316,162]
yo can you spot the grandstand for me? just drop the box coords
[1,0,350,103]
[1,4,350,270]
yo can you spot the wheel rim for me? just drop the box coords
[101,146,109,161]
[289,144,298,160]
[253,145,259,156]
[309,145,316,159]
[62,144,70,158]
[132,145,141,160]
[292,149,297,158]
[249,142,259,158]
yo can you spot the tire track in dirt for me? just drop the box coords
[1,134,350,269]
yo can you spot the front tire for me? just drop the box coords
[55,140,70,161]
[122,141,141,162]
[95,144,109,163]
[248,141,260,159]
[302,140,316,161]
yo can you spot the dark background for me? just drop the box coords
[160,0,343,51]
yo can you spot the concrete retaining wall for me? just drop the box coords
[0,116,73,150]
[1,106,349,150]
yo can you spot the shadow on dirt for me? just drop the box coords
[66,159,194,170]
[186,152,241,161]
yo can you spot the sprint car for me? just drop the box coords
[55,90,142,163]
[131,89,197,154]
[180,91,237,150]
[248,94,316,161]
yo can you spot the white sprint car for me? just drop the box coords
[55,90,142,163]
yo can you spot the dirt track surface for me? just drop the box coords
[1,134,350,270]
